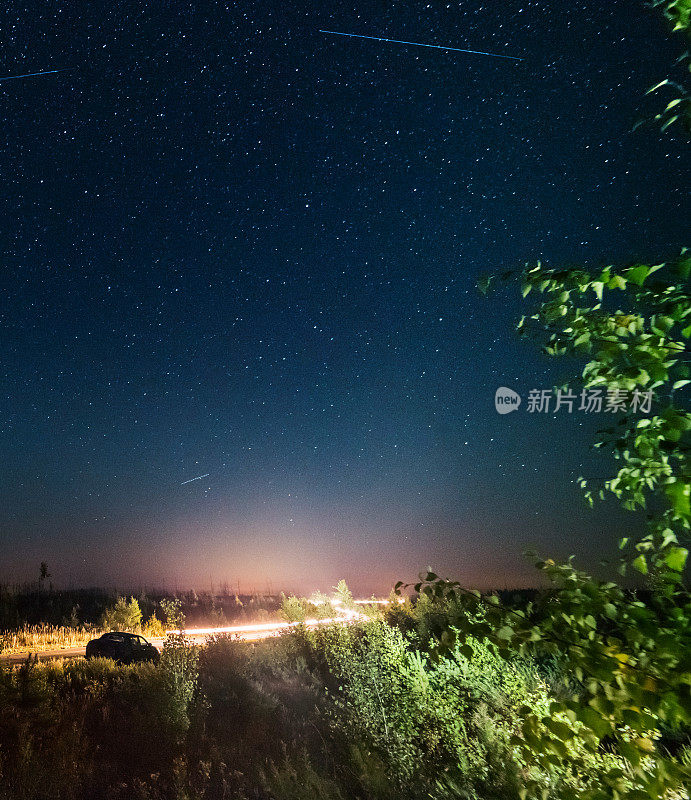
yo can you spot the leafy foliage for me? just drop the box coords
[159,597,186,631]
[99,596,143,631]
[280,593,309,622]
[516,255,690,567]
[159,628,199,737]
[401,566,691,800]
[280,590,339,622]
[287,618,529,797]
[333,579,355,610]
[644,1,691,133]
[406,138,691,800]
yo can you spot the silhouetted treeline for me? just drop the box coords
[0,585,282,629]
[0,587,115,628]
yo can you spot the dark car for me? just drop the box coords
[85,632,160,664]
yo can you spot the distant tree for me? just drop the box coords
[38,562,51,592]
[160,597,186,632]
[67,605,80,628]
[100,596,142,631]
[142,612,166,638]
[209,597,225,625]
[333,579,355,609]
[279,594,306,623]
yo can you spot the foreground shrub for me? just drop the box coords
[159,630,199,737]
[287,616,632,799]
[0,656,190,800]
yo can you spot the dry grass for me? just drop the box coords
[0,624,96,654]
[0,620,166,655]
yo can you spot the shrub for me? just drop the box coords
[287,617,629,799]
[333,580,354,610]
[159,598,185,631]
[280,594,308,623]
[142,613,166,638]
[99,596,142,631]
[262,748,344,800]
[159,630,199,737]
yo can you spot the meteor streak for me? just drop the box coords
[0,68,71,83]
[319,29,523,61]
[180,473,210,485]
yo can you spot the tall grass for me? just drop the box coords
[0,624,95,654]
[0,619,166,655]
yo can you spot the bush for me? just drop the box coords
[159,630,199,737]
[142,613,166,638]
[286,616,629,799]
[0,609,649,800]
[99,597,142,631]
[280,594,308,623]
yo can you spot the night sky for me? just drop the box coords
[1,1,689,595]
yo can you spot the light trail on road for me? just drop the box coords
[172,603,364,642]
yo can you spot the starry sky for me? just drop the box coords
[1,1,689,595]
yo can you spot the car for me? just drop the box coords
[85,632,160,664]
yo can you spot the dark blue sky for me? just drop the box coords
[1,1,688,594]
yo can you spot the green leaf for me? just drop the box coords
[576,706,612,739]
[678,253,691,280]
[477,275,493,295]
[458,644,474,660]
[661,114,680,131]
[664,546,688,572]
[545,719,575,740]
[632,555,648,575]
[626,265,650,286]
[605,274,626,291]
[646,79,670,95]
[666,481,691,518]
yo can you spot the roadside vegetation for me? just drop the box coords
[0,591,630,800]
[0,586,688,800]
[0,591,283,655]
[0,583,375,655]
